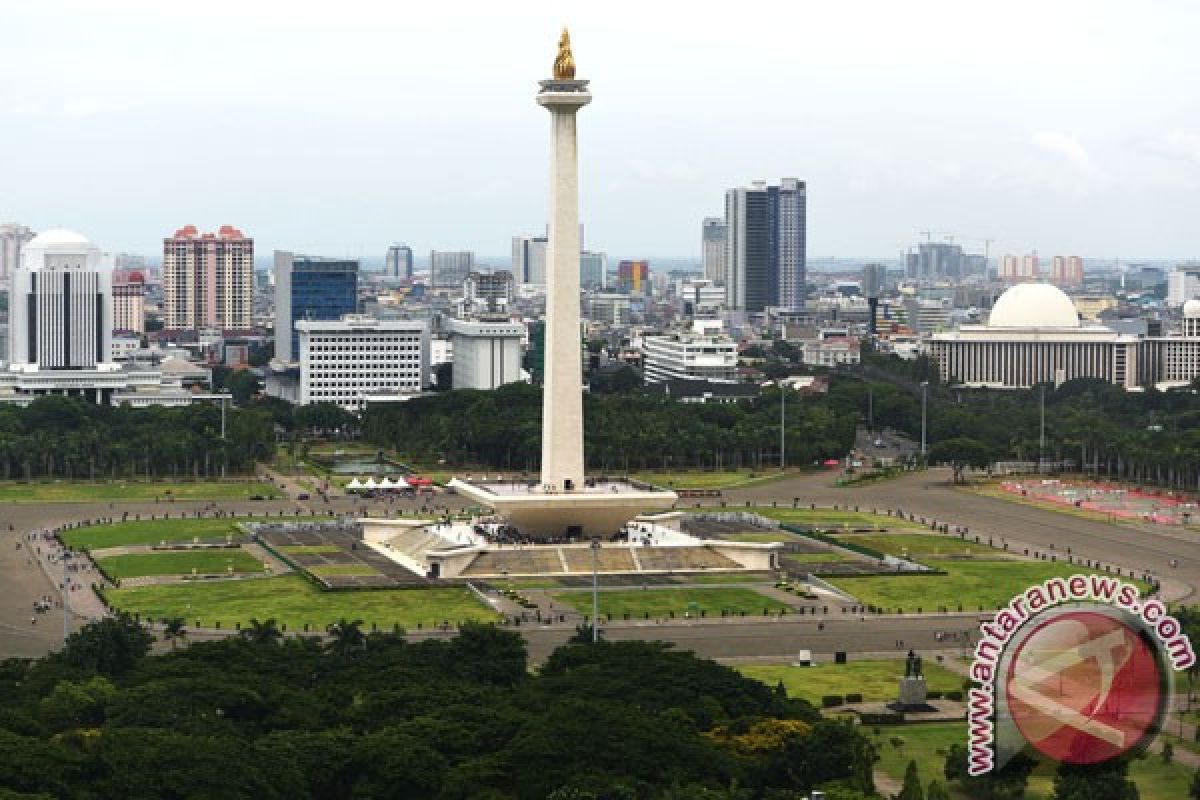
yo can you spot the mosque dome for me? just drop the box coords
[1183,299,1200,319]
[987,283,1080,328]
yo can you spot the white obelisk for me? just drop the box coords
[537,30,590,494]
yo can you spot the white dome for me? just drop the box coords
[988,283,1080,328]
[1183,300,1200,318]
[27,229,90,248]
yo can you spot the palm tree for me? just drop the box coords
[326,618,366,657]
[240,617,283,646]
[162,617,187,650]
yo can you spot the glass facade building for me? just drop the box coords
[273,251,359,362]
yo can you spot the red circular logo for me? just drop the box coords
[1005,610,1164,765]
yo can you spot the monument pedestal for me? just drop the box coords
[896,677,928,709]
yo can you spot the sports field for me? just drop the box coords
[828,560,1149,612]
[0,481,280,504]
[737,659,962,706]
[549,587,791,618]
[103,574,498,630]
[96,550,267,580]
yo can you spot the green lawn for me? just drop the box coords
[276,545,342,555]
[867,722,1194,800]
[738,660,962,706]
[63,518,249,550]
[831,533,1010,560]
[306,564,381,577]
[780,552,855,564]
[103,574,498,630]
[97,550,266,579]
[0,480,280,504]
[829,560,1149,612]
[549,587,790,618]
[710,507,922,530]
[675,573,775,584]
[716,531,805,544]
[631,470,801,490]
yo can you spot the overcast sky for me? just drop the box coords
[2,0,1198,262]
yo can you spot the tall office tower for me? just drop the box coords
[112,269,146,333]
[162,225,254,331]
[724,178,807,312]
[616,260,649,294]
[273,251,359,362]
[863,262,888,335]
[580,250,607,290]
[512,235,548,286]
[905,241,964,281]
[0,224,35,283]
[430,250,475,288]
[701,217,728,285]
[9,230,111,369]
[385,243,414,279]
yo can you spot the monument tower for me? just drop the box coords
[450,31,677,538]
[538,29,590,493]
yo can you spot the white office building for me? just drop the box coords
[445,316,525,390]
[297,315,429,409]
[512,236,548,286]
[1167,265,1200,308]
[0,224,35,283]
[641,330,738,384]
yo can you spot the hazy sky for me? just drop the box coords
[2,0,1198,262]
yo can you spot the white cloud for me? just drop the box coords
[1031,131,1103,178]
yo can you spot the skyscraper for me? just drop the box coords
[512,235,548,286]
[617,260,649,294]
[0,224,34,283]
[9,229,110,369]
[273,251,359,362]
[385,243,414,279]
[112,270,146,334]
[580,249,607,289]
[724,178,807,312]
[702,217,727,285]
[163,225,254,331]
[906,241,964,281]
[429,250,475,288]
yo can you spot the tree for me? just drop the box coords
[1051,758,1139,800]
[926,780,949,800]
[943,744,1035,800]
[326,618,366,657]
[1189,767,1200,799]
[58,615,152,677]
[896,760,924,800]
[927,437,993,482]
[239,617,282,646]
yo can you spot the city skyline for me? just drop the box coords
[2,2,1199,261]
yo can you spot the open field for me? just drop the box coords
[727,507,923,530]
[0,480,280,504]
[677,573,778,584]
[276,545,342,555]
[868,722,1193,799]
[104,575,498,629]
[737,659,962,706]
[305,564,382,577]
[630,470,804,490]
[830,533,1009,560]
[549,587,791,618]
[828,560,1149,612]
[62,518,250,550]
[96,550,267,580]
[714,530,805,544]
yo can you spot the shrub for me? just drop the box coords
[821,695,844,708]
[845,693,863,704]
[926,690,943,700]
[945,690,963,702]
[860,712,904,725]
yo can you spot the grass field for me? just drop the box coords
[0,480,280,504]
[829,560,1149,612]
[715,507,922,530]
[306,564,381,577]
[97,550,267,579]
[549,587,790,618]
[631,470,803,490]
[63,518,249,550]
[737,660,962,706]
[868,722,1193,799]
[830,533,1009,560]
[276,545,342,555]
[674,573,776,584]
[780,552,856,566]
[716,531,805,544]
[104,574,498,629]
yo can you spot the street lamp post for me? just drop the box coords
[591,539,600,643]
[920,381,929,461]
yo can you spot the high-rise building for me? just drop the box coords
[905,242,964,281]
[385,243,414,279]
[0,224,34,283]
[724,178,807,312]
[512,235,548,286]
[430,250,475,289]
[702,217,727,285]
[580,250,606,290]
[445,317,525,390]
[617,260,649,294]
[163,225,254,331]
[1167,264,1200,307]
[273,251,359,363]
[1050,255,1084,287]
[112,269,146,334]
[1000,254,1040,283]
[9,229,110,369]
[464,270,514,310]
[297,315,429,410]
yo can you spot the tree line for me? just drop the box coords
[0,617,880,799]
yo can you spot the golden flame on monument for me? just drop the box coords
[553,28,575,80]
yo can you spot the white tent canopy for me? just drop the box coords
[363,477,378,490]
[378,477,395,489]
[345,477,363,491]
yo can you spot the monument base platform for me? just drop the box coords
[448,478,677,539]
[887,677,935,713]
